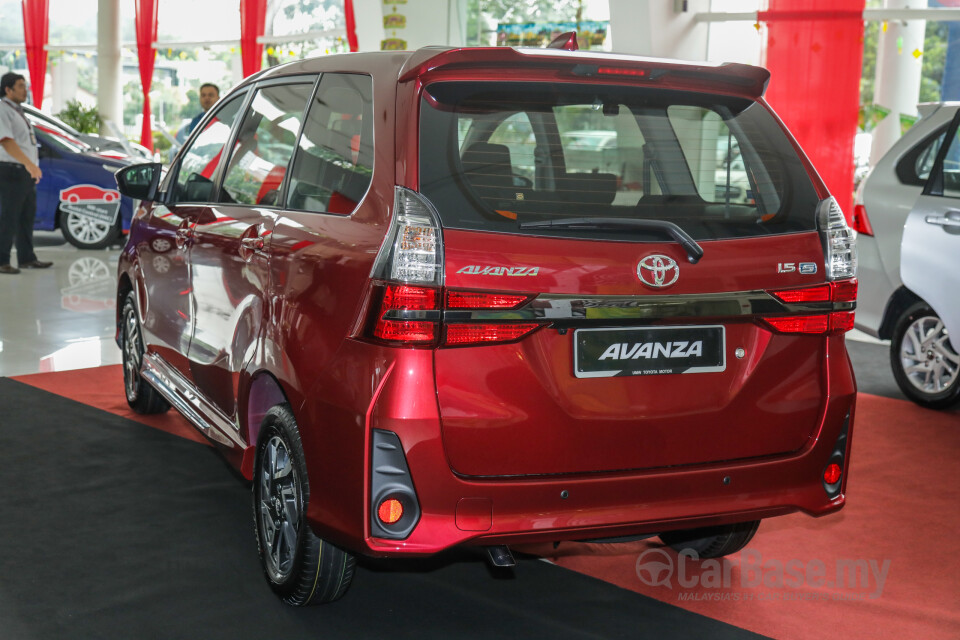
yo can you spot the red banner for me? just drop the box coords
[135,0,159,151]
[345,0,358,52]
[240,0,268,77]
[763,1,865,220]
[20,0,49,109]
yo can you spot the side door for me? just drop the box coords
[185,78,317,424]
[902,109,960,353]
[139,92,248,379]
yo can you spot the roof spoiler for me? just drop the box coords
[398,46,771,98]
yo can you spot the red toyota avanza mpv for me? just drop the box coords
[114,39,857,605]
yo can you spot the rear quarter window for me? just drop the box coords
[419,81,820,242]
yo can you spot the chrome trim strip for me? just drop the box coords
[440,291,849,323]
[141,353,243,448]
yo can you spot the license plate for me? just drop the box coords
[574,325,726,378]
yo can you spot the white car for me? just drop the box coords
[855,102,960,408]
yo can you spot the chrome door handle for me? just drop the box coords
[240,236,264,251]
[925,212,960,228]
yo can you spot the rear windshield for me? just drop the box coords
[418,82,820,242]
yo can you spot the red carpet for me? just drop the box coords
[519,393,960,640]
[13,365,207,445]
[11,367,960,639]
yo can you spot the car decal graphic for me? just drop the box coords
[59,184,122,226]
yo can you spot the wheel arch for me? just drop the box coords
[242,371,293,479]
[878,286,924,340]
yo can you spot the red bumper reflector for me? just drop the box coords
[823,463,842,485]
[829,311,856,333]
[830,279,858,303]
[378,499,404,525]
[445,323,539,346]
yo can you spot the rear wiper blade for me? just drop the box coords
[519,217,704,264]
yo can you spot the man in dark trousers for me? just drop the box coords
[0,72,52,274]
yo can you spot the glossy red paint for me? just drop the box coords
[116,46,857,569]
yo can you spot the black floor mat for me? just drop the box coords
[0,378,770,640]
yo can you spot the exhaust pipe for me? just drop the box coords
[485,545,516,568]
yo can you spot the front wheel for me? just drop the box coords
[120,293,169,414]
[254,404,355,605]
[890,302,960,410]
[659,521,760,559]
[61,208,121,249]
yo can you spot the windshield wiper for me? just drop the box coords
[519,217,704,264]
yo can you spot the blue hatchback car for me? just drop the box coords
[18,109,135,249]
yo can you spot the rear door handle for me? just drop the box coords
[925,210,960,228]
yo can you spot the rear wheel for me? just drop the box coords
[659,520,760,559]
[61,208,121,249]
[120,293,169,414]
[890,302,960,410]
[254,404,355,605]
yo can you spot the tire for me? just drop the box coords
[659,520,760,559]
[890,302,960,410]
[120,293,170,414]
[254,404,355,605]
[61,208,121,250]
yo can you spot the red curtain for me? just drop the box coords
[134,0,159,151]
[20,0,49,109]
[763,1,865,220]
[240,0,268,77]
[344,0,358,52]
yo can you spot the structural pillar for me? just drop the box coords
[607,0,709,60]
[869,0,927,166]
[97,0,123,135]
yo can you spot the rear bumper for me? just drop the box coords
[305,335,856,557]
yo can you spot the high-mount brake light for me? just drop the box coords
[446,291,530,309]
[597,66,648,77]
[818,197,857,280]
[851,204,874,236]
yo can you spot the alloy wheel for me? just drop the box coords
[122,303,142,402]
[258,435,302,582]
[66,212,111,245]
[899,315,960,394]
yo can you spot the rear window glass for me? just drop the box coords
[419,82,819,242]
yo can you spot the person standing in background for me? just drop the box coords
[187,83,220,135]
[0,72,52,275]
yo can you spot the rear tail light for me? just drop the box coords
[851,203,874,236]
[818,197,857,280]
[371,187,444,286]
[765,279,857,335]
[364,190,540,347]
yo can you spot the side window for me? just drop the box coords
[220,83,313,206]
[915,132,945,183]
[488,113,535,184]
[936,123,960,198]
[171,94,245,204]
[286,73,373,214]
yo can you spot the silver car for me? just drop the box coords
[855,102,960,408]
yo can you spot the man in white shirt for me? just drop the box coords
[0,72,52,274]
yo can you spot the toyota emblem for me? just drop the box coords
[637,255,679,288]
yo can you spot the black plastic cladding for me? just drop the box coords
[823,413,849,498]
[370,429,421,539]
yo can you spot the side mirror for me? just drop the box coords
[115,162,162,202]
